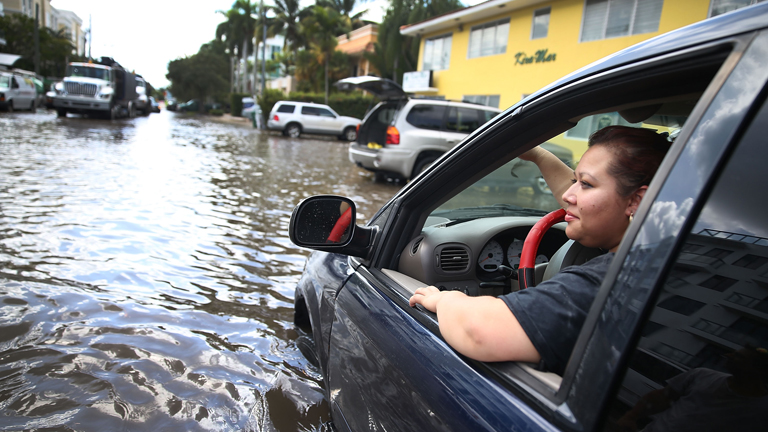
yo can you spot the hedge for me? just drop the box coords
[229,92,251,117]
[257,89,377,121]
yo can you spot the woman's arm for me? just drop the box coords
[519,146,574,208]
[410,287,541,363]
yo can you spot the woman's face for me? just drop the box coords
[562,145,633,252]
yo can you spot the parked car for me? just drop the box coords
[266,100,361,141]
[134,75,151,116]
[177,99,199,112]
[0,71,37,111]
[149,96,160,113]
[289,4,768,432]
[337,77,502,181]
[165,98,177,112]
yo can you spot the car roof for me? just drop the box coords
[522,3,768,108]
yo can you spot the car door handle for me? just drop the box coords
[446,140,458,144]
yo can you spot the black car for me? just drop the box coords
[290,4,768,432]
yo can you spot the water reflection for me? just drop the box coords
[0,110,398,430]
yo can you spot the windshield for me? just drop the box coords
[66,65,110,81]
[429,111,684,226]
[0,76,9,89]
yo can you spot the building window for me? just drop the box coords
[468,18,510,59]
[580,0,664,42]
[710,0,766,17]
[699,275,737,292]
[733,253,768,270]
[657,295,706,316]
[462,95,500,108]
[531,7,551,39]
[704,247,731,259]
[423,34,452,71]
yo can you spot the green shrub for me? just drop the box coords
[257,88,287,121]
[229,92,250,117]
[209,109,224,116]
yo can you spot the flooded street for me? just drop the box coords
[0,109,399,431]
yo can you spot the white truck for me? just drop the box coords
[52,57,140,119]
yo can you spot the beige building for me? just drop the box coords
[1,0,85,55]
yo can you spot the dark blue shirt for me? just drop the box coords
[501,253,614,375]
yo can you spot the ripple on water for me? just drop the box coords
[0,112,405,430]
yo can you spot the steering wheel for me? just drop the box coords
[518,209,566,289]
[327,207,353,243]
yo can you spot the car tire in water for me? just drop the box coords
[411,155,439,180]
[342,126,357,142]
[7,100,13,112]
[296,335,319,367]
[56,108,67,117]
[285,123,301,138]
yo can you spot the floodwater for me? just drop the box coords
[0,109,399,431]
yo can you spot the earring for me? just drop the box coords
[629,212,634,223]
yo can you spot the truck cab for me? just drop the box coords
[52,58,138,119]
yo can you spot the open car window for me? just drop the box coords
[427,113,684,229]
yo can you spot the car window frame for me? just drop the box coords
[354,36,752,430]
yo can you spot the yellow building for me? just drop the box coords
[400,0,761,158]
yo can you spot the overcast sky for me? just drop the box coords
[52,0,483,89]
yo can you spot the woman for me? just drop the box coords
[409,126,671,374]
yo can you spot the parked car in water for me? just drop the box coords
[149,96,160,113]
[289,5,768,432]
[337,76,501,181]
[177,99,199,112]
[165,98,177,111]
[266,100,361,141]
[0,71,37,111]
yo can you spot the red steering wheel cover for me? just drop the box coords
[518,208,566,289]
[327,207,353,243]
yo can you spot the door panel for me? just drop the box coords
[327,270,556,431]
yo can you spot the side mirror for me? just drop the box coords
[289,195,376,259]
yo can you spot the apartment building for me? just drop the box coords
[1,0,85,55]
[401,0,764,158]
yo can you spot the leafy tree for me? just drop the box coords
[166,39,230,110]
[302,5,351,103]
[0,13,82,77]
[365,0,463,84]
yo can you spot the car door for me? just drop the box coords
[319,29,759,432]
[316,106,340,134]
[442,106,486,150]
[300,106,322,133]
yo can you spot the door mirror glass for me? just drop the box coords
[291,197,355,246]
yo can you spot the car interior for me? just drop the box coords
[367,40,737,398]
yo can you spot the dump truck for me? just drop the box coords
[51,57,140,119]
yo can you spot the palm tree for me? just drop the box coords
[269,0,310,52]
[302,6,350,103]
[319,0,367,30]
[216,0,258,93]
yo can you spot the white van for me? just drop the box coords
[0,71,37,111]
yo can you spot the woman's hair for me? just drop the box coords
[588,125,671,197]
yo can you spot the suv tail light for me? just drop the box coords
[386,126,400,145]
[273,114,279,121]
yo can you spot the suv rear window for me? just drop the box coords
[277,104,295,113]
[406,104,446,130]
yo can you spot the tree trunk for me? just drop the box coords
[324,56,329,105]
[242,38,248,93]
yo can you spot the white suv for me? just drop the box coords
[336,77,502,181]
[266,101,361,141]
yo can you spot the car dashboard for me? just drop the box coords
[397,216,570,296]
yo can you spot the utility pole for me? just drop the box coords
[88,15,92,59]
[261,0,266,96]
[34,4,40,74]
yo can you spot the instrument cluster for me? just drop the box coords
[477,236,549,273]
